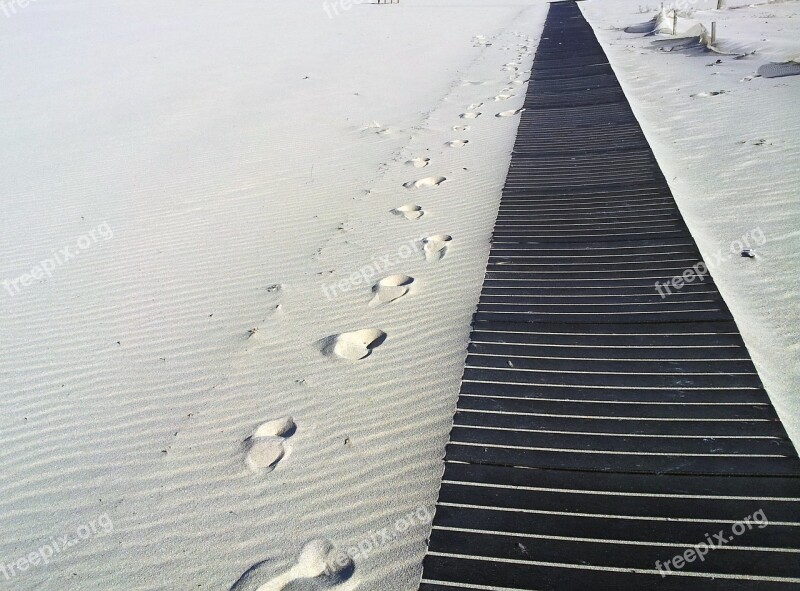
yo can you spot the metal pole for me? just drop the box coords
[673,11,677,35]
[711,22,717,44]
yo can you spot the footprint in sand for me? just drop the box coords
[460,112,481,120]
[319,329,386,360]
[494,93,515,101]
[403,176,446,189]
[370,274,414,306]
[391,204,424,220]
[468,102,484,110]
[452,125,471,132]
[406,157,430,168]
[423,234,452,262]
[692,90,726,98]
[230,539,355,591]
[445,140,469,148]
[496,108,525,117]
[244,416,296,473]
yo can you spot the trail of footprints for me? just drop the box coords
[232,30,534,589]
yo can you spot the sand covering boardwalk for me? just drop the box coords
[418,2,800,589]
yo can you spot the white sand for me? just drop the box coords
[5,0,798,587]
[580,0,800,443]
[0,0,547,589]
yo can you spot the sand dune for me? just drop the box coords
[0,0,547,588]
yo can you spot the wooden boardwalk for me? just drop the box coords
[418,2,800,589]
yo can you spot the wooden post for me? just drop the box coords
[711,21,717,44]
[717,0,723,9]
[673,11,677,35]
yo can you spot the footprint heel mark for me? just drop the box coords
[391,205,424,221]
[445,140,469,148]
[423,234,453,262]
[406,157,430,168]
[319,329,386,360]
[370,274,414,307]
[403,176,446,189]
[230,539,354,591]
[459,112,481,119]
[244,416,296,473]
[497,108,525,117]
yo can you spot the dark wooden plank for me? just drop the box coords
[456,395,774,419]
[436,478,800,522]
[452,410,788,437]
[460,380,769,403]
[443,443,800,476]
[448,425,794,456]
[461,366,761,388]
[427,529,800,578]
[464,354,755,375]
[422,554,800,591]
[467,341,749,360]
[442,463,800,497]
[432,505,800,549]
[437,481,800,522]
